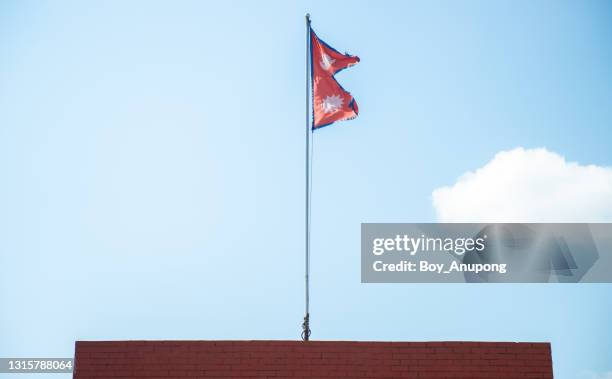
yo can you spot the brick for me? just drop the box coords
[72,340,553,379]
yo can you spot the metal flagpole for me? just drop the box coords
[302,13,312,342]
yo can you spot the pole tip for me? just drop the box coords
[305,13,310,21]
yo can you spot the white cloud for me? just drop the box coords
[432,147,612,222]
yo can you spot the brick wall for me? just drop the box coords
[73,340,553,379]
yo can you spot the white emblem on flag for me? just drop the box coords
[320,53,336,70]
[321,95,343,113]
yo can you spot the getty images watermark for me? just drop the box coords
[361,223,612,283]
[371,233,503,275]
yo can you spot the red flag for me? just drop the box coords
[311,29,359,129]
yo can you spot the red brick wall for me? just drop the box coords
[73,340,553,379]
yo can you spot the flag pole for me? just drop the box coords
[302,13,312,342]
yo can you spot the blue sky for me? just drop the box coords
[1,1,611,378]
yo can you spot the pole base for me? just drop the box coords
[301,313,311,341]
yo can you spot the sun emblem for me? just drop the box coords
[320,53,335,70]
[321,94,343,113]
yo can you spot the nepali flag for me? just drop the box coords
[310,29,360,129]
